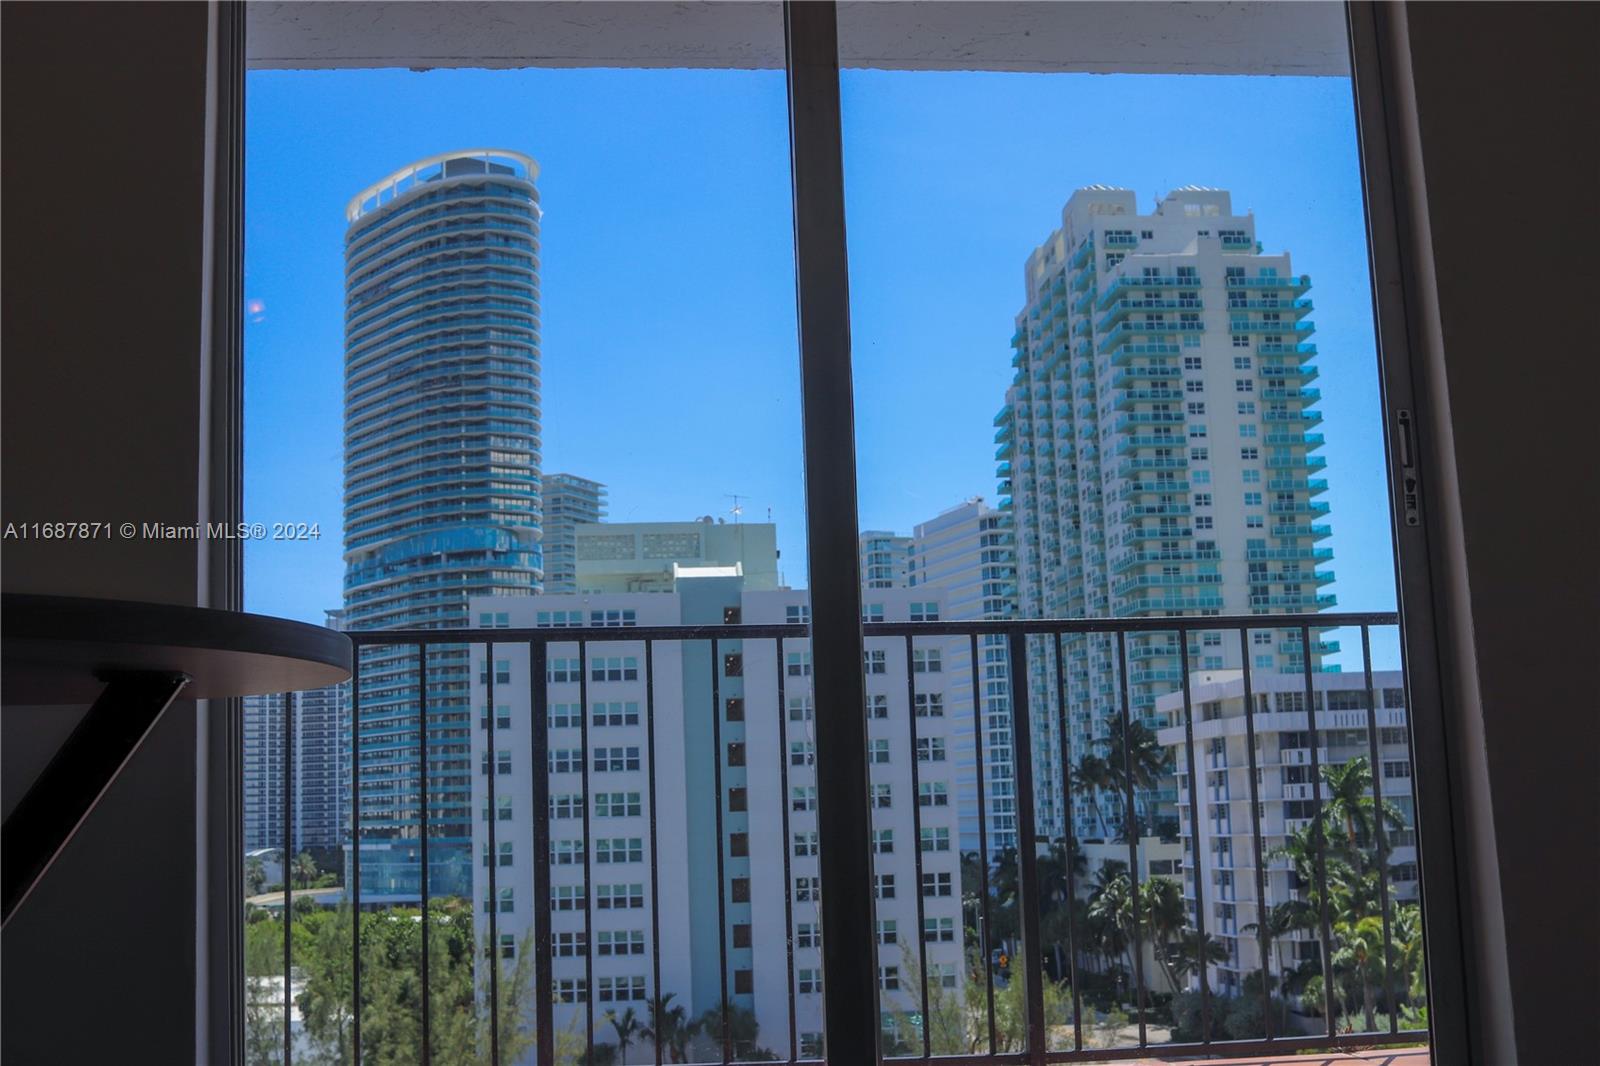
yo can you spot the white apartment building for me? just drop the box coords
[468,538,969,1059]
[997,186,1335,843]
[860,530,913,590]
[1155,670,1418,999]
[907,498,1022,855]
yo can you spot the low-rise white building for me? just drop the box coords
[1156,669,1418,998]
[468,541,970,1059]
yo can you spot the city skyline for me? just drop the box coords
[244,68,1399,639]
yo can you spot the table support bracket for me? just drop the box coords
[2,670,190,926]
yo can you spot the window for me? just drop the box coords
[874,874,896,899]
[922,872,953,897]
[557,979,588,1004]
[592,701,640,727]
[793,831,820,857]
[598,976,646,1003]
[872,828,894,854]
[733,970,753,995]
[594,746,641,772]
[864,649,887,674]
[913,692,944,717]
[919,782,949,807]
[797,922,820,948]
[596,837,643,864]
[875,919,897,946]
[919,826,951,852]
[795,877,821,902]
[788,695,814,721]
[787,652,813,677]
[879,966,900,991]
[728,787,747,812]
[555,931,588,957]
[598,930,646,956]
[871,783,893,808]
[865,693,888,718]
[785,603,810,624]
[869,738,891,764]
[916,737,946,762]
[792,787,817,812]
[798,970,822,995]
[909,601,939,621]
[591,656,639,682]
[924,917,956,943]
[790,741,816,766]
[595,792,642,818]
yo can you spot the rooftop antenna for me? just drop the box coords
[726,493,745,524]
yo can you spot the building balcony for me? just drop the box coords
[1226,272,1312,294]
[1096,273,1188,308]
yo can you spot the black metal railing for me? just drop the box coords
[249,611,1431,1065]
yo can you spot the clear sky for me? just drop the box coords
[244,65,1400,666]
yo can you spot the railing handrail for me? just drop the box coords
[346,609,1399,646]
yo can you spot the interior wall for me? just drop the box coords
[1400,3,1600,1062]
[1,2,213,1062]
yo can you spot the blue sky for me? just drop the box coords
[245,66,1399,665]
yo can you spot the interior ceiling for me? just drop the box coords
[247,1,1350,76]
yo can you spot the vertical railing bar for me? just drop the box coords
[1300,624,1337,1032]
[351,653,363,1065]
[645,640,665,1066]
[1236,626,1273,1040]
[284,690,294,1066]
[775,637,799,1065]
[578,639,595,1058]
[968,632,999,1057]
[485,640,501,1066]
[1004,630,1046,1065]
[710,639,732,1064]
[1113,630,1148,1048]
[419,645,432,1066]
[1053,634,1084,1052]
[529,639,555,1066]
[1361,626,1398,1036]
[903,634,932,1060]
[1178,633,1212,1044]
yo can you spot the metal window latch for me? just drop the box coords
[1396,409,1421,527]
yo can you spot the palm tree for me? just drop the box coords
[292,851,318,889]
[1102,717,1170,793]
[1169,931,1229,985]
[606,1006,641,1064]
[1086,870,1134,995]
[1319,757,1405,863]
[1139,876,1188,991]
[1330,914,1386,1032]
[1073,755,1115,840]
[244,856,267,896]
[642,992,694,1063]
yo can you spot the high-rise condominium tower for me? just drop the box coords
[541,473,608,594]
[343,149,544,898]
[998,187,1333,842]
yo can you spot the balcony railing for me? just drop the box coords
[247,612,1429,1065]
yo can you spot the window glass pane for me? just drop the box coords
[245,6,809,1062]
[839,1,1427,1054]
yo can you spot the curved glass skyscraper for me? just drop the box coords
[343,149,544,899]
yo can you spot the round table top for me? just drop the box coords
[2,594,352,704]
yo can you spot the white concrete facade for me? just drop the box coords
[1155,670,1418,998]
[468,575,972,1059]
